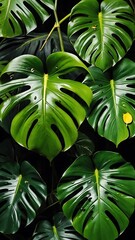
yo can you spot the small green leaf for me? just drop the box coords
[32,212,85,240]
[74,132,95,157]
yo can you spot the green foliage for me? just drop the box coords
[32,212,85,240]
[84,58,135,146]
[0,0,54,37]
[68,0,135,71]
[57,151,135,240]
[0,53,92,160]
[0,160,47,234]
[0,31,74,63]
[0,0,135,239]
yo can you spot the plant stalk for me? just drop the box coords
[54,0,64,51]
[40,13,71,51]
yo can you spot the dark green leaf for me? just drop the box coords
[68,0,135,71]
[75,132,95,157]
[32,212,85,240]
[0,32,75,64]
[0,161,47,234]
[57,151,135,240]
[84,58,135,146]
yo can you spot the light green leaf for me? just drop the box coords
[0,0,54,37]
[57,151,135,240]
[0,52,92,160]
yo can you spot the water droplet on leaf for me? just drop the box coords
[31,68,35,73]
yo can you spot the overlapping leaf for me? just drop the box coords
[83,58,135,146]
[0,52,92,160]
[57,151,135,240]
[0,161,47,234]
[0,31,75,67]
[32,212,85,240]
[0,0,55,37]
[68,0,135,71]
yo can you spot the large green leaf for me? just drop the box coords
[57,151,135,240]
[0,0,54,37]
[83,58,135,146]
[32,212,85,240]
[0,161,47,234]
[0,52,92,160]
[68,0,135,71]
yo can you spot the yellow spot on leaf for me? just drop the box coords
[123,112,133,124]
[92,25,97,30]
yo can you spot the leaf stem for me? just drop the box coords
[40,13,71,51]
[53,0,64,52]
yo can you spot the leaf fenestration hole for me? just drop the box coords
[105,210,120,234]
[110,161,124,169]
[61,186,83,206]
[26,119,38,146]
[61,88,88,110]
[11,10,26,34]
[51,124,65,149]
[55,101,79,128]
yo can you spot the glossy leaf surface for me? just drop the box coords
[32,212,85,240]
[0,53,92,160]
[0,0,54,37]
[0,32,74,64]
[84,58,135,146]
[0,161,47,234]
[68,0,135,71]
[57,151,135,240]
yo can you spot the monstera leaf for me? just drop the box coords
[0,52,92,160]
[0,161,47,234]
[0,0,55,37]
[0,31,75,63]
[57,151,135,240]
[83,58,135,146]
[32,212,85,240]
[68,0,135,71]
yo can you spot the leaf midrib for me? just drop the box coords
[11,174,22,206]
[53,225,61,240]
[3,0,12,24]
[98,12,104,50]
[42,74,48,121]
